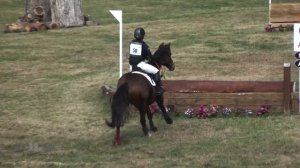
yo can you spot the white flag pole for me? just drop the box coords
[294,23,300,113]
[109,10,123,78]
[268,0,272,25]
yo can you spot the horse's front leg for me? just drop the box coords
[156,95,173,124]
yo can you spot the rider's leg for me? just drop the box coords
[137,62,159,74]
[153,72,164,95]
[137,62,164,95]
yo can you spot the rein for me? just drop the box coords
[150,52,165,78]
[154,62,162,70]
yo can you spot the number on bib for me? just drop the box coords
[130,43,142,56]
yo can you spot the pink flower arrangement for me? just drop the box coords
[256,105,269,116]
[183,104,270,118]
[195,105,219,119]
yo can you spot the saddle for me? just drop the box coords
[131,65,164,96]
[131,66,156,86]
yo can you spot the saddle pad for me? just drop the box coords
[132,71,156,86]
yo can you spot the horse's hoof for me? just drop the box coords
[113,138,122,145]
[142,127,149,136]
[165,118,173,124]
[113,141,122,145]
[151,126,158,132]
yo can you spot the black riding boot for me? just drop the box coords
[154,72,164,96]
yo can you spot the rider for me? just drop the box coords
[129,27,164,95]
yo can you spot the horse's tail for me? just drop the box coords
[106,83,129,128]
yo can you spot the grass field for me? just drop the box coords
[1,0,300,167]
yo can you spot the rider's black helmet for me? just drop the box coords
[134,27,145,40]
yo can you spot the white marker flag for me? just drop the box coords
[294,24,300,52]
[294,24,300,114]
[109,10,123,77]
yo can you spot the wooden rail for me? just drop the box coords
[163,80,293,93]
[266,3,300,31]
[270,3,300,24]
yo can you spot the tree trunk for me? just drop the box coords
[5,0,84,33]
[24,0,83,27]
[25,0,51,22]
[50,0,84,27]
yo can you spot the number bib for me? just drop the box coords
[129,43,142,56]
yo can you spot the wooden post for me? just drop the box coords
[283,63,291,114]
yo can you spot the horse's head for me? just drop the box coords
[153,43,175,71]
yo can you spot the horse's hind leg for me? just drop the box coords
[156,95,173,124]
[113,126,122,145]
[146,107,158,132]
[138,106,150,136]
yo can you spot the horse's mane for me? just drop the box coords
[150,43,169,65]
[151,48,160,62]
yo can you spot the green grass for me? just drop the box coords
[2,116,300,167]
[1,0,300,167]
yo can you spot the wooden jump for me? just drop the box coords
[163,64,294,113]
[266,3,300,31]
[102,64,296,114]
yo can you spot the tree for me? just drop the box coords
[24,0,84,27]
[50,0,84,27]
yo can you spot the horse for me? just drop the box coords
[106,42,175,145]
